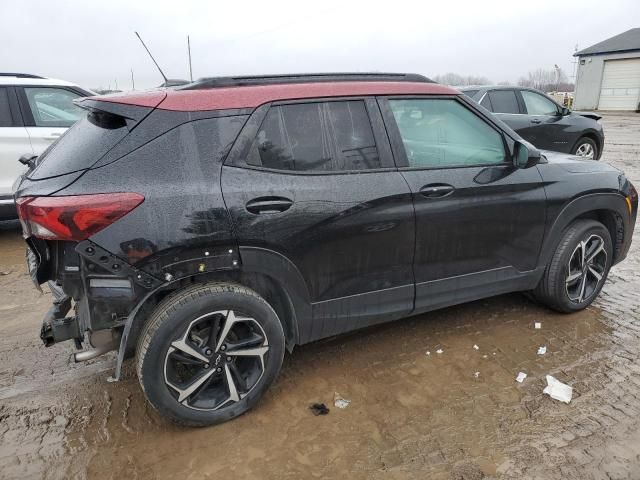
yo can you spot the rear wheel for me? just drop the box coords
[136,282,285,426]
[572,137,598,160]
[532,220,612,313]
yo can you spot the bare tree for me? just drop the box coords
[433,73,491,86]
[518,67,573,92]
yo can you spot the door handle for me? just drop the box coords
[531,118,542,124]
[45,133,63,140]
[419,184,455,198]
[246,196,293,214]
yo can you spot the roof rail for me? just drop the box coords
[0,73,45,79]
[180,72,433,90]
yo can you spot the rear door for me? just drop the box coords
[0,86,31,200]
[379,95,547,312]
[17,86,87,154]
[483,89,531,135]
[222,98,416,342]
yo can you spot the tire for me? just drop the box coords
[532,219,612,313]
[572,137,598,160]
[136,282,285,427]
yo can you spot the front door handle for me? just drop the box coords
[531,118,542,124]
[246,196,293,214]
[419,184,455,198]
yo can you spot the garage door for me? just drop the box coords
[598,58,640,110]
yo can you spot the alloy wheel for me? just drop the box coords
[575,142,595,159]
[163,310,269,411]
[565,234,607,303]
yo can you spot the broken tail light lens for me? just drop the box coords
[16,193,144,241]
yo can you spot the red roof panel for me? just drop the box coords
[91,81,459,112]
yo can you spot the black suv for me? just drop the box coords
[460,86,605,160]
[13,73,637,426]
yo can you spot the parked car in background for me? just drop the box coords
[0,73,94,219]
[460,86,604,160]
[13,73,637,426]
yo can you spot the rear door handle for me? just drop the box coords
[419,184,455,198]
[531,118,542,124]
[44,133,63,140]
[246,196,293,214]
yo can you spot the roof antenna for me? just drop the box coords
[187,35,193,82]
[135,31,168,84]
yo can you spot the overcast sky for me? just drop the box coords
[1,0,639,90]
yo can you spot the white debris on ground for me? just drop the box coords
[543,375,573,403]
[333,392,351,409]
[426,351,431,356]
[516,372,527,383]
[537,346,547,355]
[534,322,542,329]
[473,372,480,379]
[436,349,444,354]
[473,344,479,350]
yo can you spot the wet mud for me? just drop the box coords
[1,114,640,479]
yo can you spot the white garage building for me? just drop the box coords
[573,28,640,111]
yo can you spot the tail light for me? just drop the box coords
[16,193,144,241]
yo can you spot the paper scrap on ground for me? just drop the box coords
[473,371,480,379]
[436,349,444,354]
[334,392,351,409]
[473,344,479,350]
[426,351,431,356]
[537,346,547,355]
[535,322,542,329]
[516,372,527,383]
[543,375,573,403]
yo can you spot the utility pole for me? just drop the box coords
[187,35,193,82]
[131,69,135,90]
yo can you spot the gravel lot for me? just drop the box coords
[1,113,640,480]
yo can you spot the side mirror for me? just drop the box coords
[514,141,541,169]
[18,153,38,169]
[559,106,570,116]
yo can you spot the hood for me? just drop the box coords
[540,150,619,174]
[572,110,602,121]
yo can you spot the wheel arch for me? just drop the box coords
[539,193,629,269]
[114,247,312,380]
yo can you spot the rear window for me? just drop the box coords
[30,111,129,179]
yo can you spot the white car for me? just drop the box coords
[0,73,94,219]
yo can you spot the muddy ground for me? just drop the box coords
[1,113,640,480]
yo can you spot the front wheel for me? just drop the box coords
[572,137,598,160]
[136,282,285,426]
[532,220,612,313]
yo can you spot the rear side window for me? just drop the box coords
[487,90,520,114]
[24,87,86,128]
[389,98,506,168]
[0,88,13,127]
[247,100,381,171]
[30,111,129,179]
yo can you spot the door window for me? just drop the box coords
[24,87,86,127]
[487,90,520,114]
[247,100,381,171]
[388,99,506,168]
[521,90,559,116]
[0,88,13,127]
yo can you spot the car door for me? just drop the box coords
[17,86,87,155]
[516,89,568,152]
[482,89,531,135]
[379,95,547,313]
[222,98,416,342]
[0,86,32,202]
